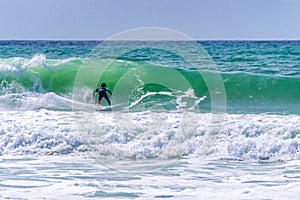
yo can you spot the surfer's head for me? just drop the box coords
[101,83,107,87]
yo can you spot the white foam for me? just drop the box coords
[0,55,79,72]
[126,88,207,112]
[127,91,173,108]
[21,54,47,70]
[0,92,73,111]
[0,57,23,72]
[0,106,299,162]
[80,111,300,162]
[0,110,83,155]
[0,63,18,72]
[221,114,300,161]
[176,88,207,110]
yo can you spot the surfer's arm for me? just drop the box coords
[106,88,112,95]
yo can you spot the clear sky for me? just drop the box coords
[0,0,299,40]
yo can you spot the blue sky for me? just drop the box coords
[0,0,299,40]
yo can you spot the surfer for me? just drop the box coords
[93,83,112,106]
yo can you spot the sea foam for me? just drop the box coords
[0,109,299,162]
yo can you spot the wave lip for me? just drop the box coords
[0,54,47,72]
[0,54,80,72]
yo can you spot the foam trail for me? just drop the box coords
[127,91,173,109]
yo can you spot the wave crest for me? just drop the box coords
[0,54,80,72]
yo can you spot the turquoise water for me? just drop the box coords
[1,40,300,199]
[1,41,300,113]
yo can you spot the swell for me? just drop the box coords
[223,73,300,114]
[1,55,300,114]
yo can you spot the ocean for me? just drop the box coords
[0,40,300,199]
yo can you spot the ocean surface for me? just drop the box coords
[1,40,300,199]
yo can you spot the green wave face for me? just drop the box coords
[72,56,211,112]
[222,73,300,114]
[0,59,81,96]
[0,55,211,112]
[1,56,300,114]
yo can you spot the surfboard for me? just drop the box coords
[95,105,112,111]
[95,103,124,111]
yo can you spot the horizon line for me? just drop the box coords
[0,38,300,41]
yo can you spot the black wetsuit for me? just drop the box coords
[94,87,112,105]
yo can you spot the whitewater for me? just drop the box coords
[1,39,300,199]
